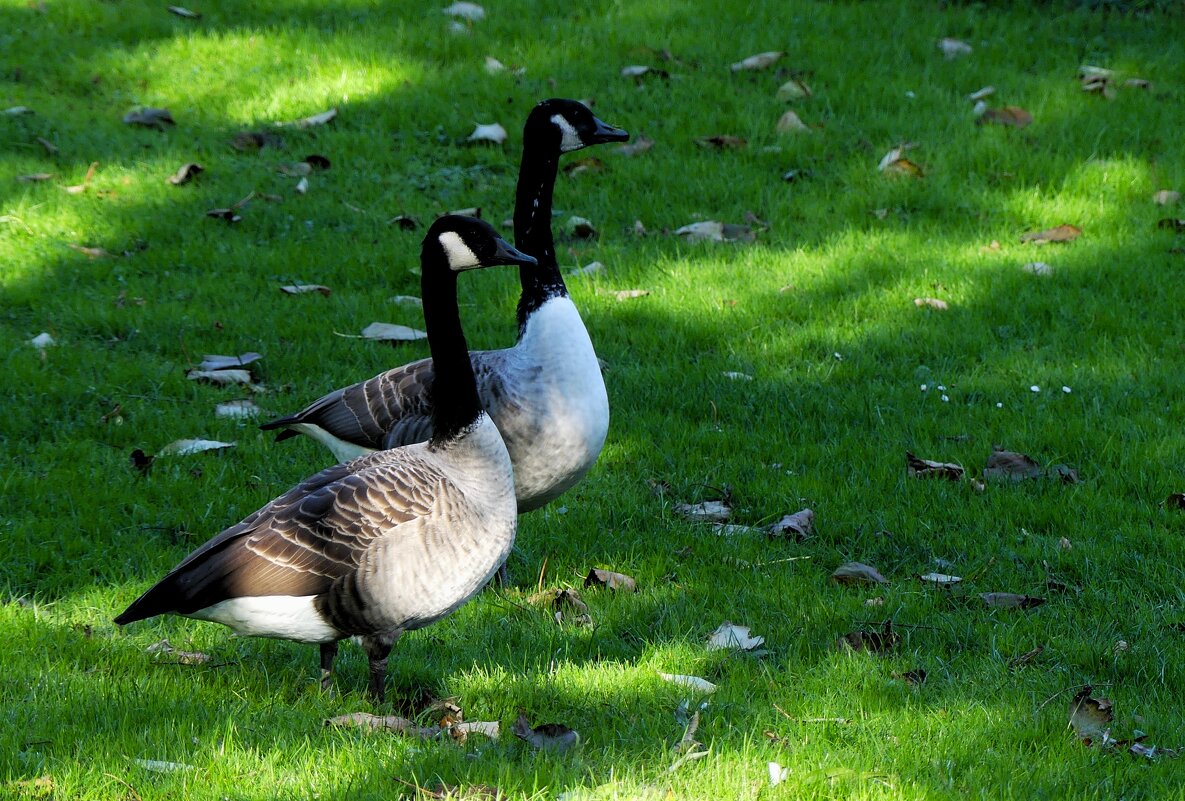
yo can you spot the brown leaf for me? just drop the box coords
[913,297,948,311]
[538,588,591,626]
[198,352,262,371]
[130,448,154,476]
[1069,687,1114,746]
[1166,493,1185,509]
[280,283,331,296]
[167,162,203,186]
[67,243,110,259]
[980,592,1045,610]
[730,51,783,72]
[584,568,637,592]
[983,447,1043,481]
[1020,224,1081,244]
[513,714,580,751]
[695,135,747,150]
[906,452,964,480]
[978,106,1033,128]
[776,79,812,101]
[830,562,889,586]
[123,107,175,128]
[839,620,899,654]
[1153,190,1180,206]
[206,208,242,223]
[562,157,605,176]
[231,130,283,151]
[674,499,731,523]
[1008,644,1045,669]
[769,508,814,540]
[64,161,98,194]
[775,110,810,134]
[615,136,653,157]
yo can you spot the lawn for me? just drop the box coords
[3,0,1185,798]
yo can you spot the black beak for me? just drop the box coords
[492,237,538,268]
[590,116,630,144]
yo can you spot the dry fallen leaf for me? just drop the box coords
[145,638,210,664]
[134,759,195,773]
[938,37,972,59]
[563,157,606,176]
[657,672,717,693]
[768,762,789,786]
[1009,644,1045,669]
[584,568,637,592]
[326,712,439,737]
[513,714,580,752]
[167,162,203,186]
[355,322,428,342]
[968,86,995,102]
[466,122,507,145]
[877,145,922,177]
[706,622,765,651]
[205,208,242,223]
[215,399,260,419]
[159,438,235,456]
[388,294,423,307]
[983,447,1044,481]
[775,110,810,134]
[918,572,962,585]
[551,588,592,626]
[615,136,654,156]
[294,177,309,194]
[442,1,485,21]
[695,135,747,150]
[978,106,1033,128]
[731,51,783,72]
[612,289,649,301]
[721,371,752,381]
[17,172,53,182]
[906,452,964,480]
[280,283,331,296]
[187,368,253,385]
[29,332,55,349]
[1023,261,1054,276]
[123,107,175,128]
[231,130,284,151]
[67,243,110,259]
[4,105,33,115]
[674,220,754,243]
[839,620,899,654]
[895,668,928,685]
[198,352,262,371]
[565,216,597,239]
[1153,190,1181,206]
[777,78,812,101]
[1157,218,1185,232]
[675,499,731,523]
[1069,686,1115,747]
[1021,224,1081,244]
[980,592,1045,609]
[830,562,889,586]
[914,297,949,311]
[167,5,200,18]
[280,108,337,129]
[621,65,668,79]
[64,161,98,194]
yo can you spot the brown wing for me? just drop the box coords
[114,452,445,622]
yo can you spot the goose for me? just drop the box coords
[114,216,536,702]
[260,99,629,519]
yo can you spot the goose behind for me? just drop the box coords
[260,99,629,514]
[114,216,536,702]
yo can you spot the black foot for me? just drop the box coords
[319,641,339,691]
[360,631,402,704]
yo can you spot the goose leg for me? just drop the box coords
[319,641,339,690]
[361,631,402,703]
[495,562,510,587]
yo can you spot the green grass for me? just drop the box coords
[4,0,1185,798]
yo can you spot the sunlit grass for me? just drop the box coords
[4,0,1185,798]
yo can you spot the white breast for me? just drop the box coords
[483,297,609,511]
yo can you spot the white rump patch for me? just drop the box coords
[290,422,377,463]
[188,595,340,643]
[551,114,584,152]
[438,230,481,271]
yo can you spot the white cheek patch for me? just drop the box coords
[551,114,584,152]
[438,230,481,270]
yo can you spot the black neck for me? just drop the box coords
[513,136,568,336]
[422,251,482,447]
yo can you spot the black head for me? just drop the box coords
[424,215,538,272]
[526,98,630,153]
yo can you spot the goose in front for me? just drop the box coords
[261,99,629,517]
[114,216,536,702]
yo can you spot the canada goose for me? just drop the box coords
[114,216,536,702]
[261,99,628,517]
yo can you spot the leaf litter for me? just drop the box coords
[706,622,765,652]
[657,672,717,694]
[145,638,211,664]
[584,568,637,592]
[769,508,814,540]
[830,562,888,586]
[513,714,579,752]
[674,499,731,523]
[1020,224,1081,244]
[158,439,235,456]
[906,452,964,480]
